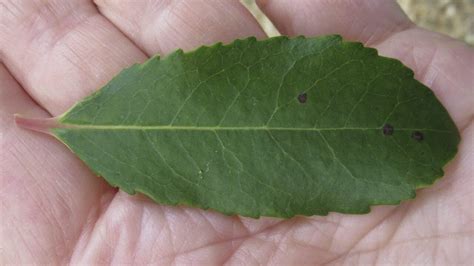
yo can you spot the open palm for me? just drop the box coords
[1,0,473,264]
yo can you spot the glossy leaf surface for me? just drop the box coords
[48,35,459,218]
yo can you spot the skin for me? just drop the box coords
[1,0,473,264]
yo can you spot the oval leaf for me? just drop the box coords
[25,35,460,218]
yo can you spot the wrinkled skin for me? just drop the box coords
[1,0,473,264]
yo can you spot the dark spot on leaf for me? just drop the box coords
[382,124,394,136]
[297,92,307,103]
[412,131,424,141]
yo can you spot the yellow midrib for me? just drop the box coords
[59,124,453,133]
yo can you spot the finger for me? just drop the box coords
[257,0,474,129]
[0,64,114,263]
[257,0,412,45]
[94,0,266,55]
[0,0,147,115]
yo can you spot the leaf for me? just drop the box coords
[18,35,460,218]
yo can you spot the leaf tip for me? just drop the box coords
[14,114,58,135]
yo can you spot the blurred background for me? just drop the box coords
[242,0,474,45]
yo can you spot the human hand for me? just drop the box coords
[1,0,473,264]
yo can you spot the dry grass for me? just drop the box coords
[399,0,474,45]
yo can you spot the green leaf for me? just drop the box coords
[35,35,462,217]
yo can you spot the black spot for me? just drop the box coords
[297,92,307,103]
[382,124,394,136]
[412,131,424,141]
